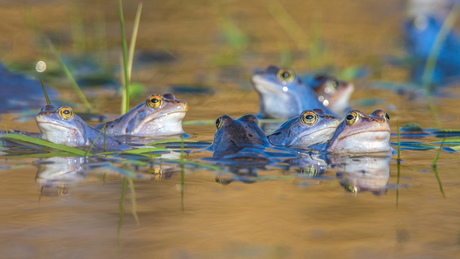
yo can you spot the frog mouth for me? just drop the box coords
[336,129,391,142]
[252,75,284,93]
[36,121,74,131]
[290,126,338,146]
[145,110,187,124]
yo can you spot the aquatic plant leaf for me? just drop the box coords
[1,134,88,156]
[432,139,460,144]
[432,129,460,137]
[448,145,460,151]
[393,141,438,151]
[441,146,456,153]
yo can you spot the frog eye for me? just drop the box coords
[146,95,163,108]
[370,109,390,121]
[276,69,295,83]
[300,111,318,125]
[384,113,390,121]
[59,107,73,119]
[216,117,223,129]
[345,111,359,125]
[324,79,338,93]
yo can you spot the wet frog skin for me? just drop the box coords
[36,104,129,152]
[310,75,354,117]
[326,109,392,154]
[94,93,188,137]
[209,114,269,157]
[251,65,335,119]
[267,109,340,148]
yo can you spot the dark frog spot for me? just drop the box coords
[138,111,146,121]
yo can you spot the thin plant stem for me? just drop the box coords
[84,124,106,156]
[46,38,92,111]
[39,78,51,105]
[118,0,130,114]
[128,3,143,81]
[118,178,128,246]
[432,165,446,199]
[432,135,447,167]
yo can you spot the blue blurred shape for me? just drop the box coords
[404,9,460,85]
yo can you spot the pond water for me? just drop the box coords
[1,0,460,258]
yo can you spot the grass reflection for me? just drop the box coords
[118,178,127,246]
[432,135,447,199]
[180,135,185,211]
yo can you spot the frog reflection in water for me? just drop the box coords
[35,157,86,197]
[329,155,391,195]
[251,65,336,119]
[36,104,130,152]
[268,109,340,148]
[209,114,269,158]
[310,75,354,117]
[94,93,188,138]
[326,109,392,154]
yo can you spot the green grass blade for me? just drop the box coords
[46,38,92,111]
[128,3,143,82]
[85,124,106,156]
[39,78,51,105]
[432,135,447,167]
[1,134,88,156]
[118,0,130,114]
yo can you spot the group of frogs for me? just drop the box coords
[211,65,392,158]
[5,65,393,159]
